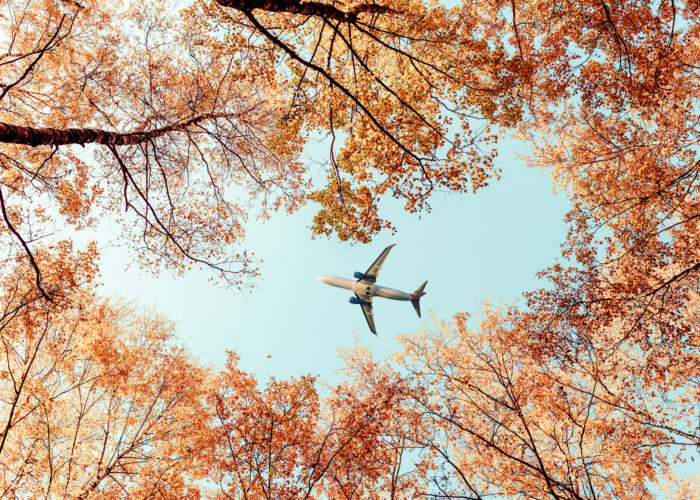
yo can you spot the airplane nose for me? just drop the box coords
[317,275,329,284]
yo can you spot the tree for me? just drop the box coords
[501,0,700,447]
[382,307,698,499]
[0,251,211,498]
[207,348,428,499]
[492,0,699,332]
[0,0,310,292]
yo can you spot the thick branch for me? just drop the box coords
[0,113,228,147]
[216,0,394,22]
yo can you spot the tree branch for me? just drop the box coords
[0,186,51,300]
[216,0,395,22]
[0,113,231,147]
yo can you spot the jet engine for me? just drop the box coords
[353,271,367,279]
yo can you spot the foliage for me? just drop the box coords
[0,0,697,497]
[0,250,210,498]
[0,0,509,291]
[207,349,424,498]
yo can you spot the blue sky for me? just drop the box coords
[92,132,700,481]
[95,134,571,381]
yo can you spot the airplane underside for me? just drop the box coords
[317,245,427,335]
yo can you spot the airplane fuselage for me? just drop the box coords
[317,275,412,302]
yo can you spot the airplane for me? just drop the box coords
[316,244,427,335]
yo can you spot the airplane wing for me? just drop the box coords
[356,295,377,335]
[361,244,395,282]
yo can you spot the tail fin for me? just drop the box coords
[410,281,428,318]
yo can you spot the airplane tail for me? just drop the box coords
[410,281,428,318]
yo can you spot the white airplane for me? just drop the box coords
[317,244,427,335]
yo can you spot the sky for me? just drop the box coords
[84,127,700,481]
[95,134,572,381]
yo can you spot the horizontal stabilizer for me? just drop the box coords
[413,280,428,298]
[411,299,421,318]
[410,280,428,318]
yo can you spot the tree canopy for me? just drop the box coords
[0,0,697,497]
